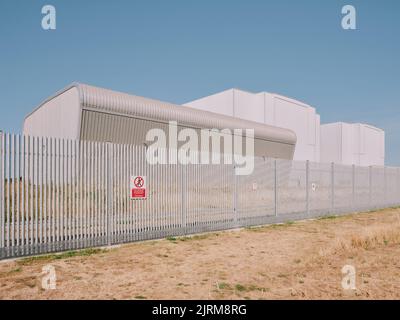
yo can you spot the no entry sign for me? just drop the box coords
[131,175,147,200]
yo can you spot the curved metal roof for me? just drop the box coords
[26,83,297,145]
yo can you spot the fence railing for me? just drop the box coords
[1,132,400,259]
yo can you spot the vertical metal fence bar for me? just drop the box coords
[74,140,77,247]
[20,136,27,255]
[51,138,55,248]
[331,162,335,212]
[56,138,60,248]
[91,142,95,245]
[82,140,86,247]
[352,164,355,209]
[306,160,310,216]
[56,138,60,245]
[130,144,133,241]
[34,137,39,250]
[47,138,51,248]
[113,144,117,243]
[16,135,20,251]
[39,137,43,250]
[100,143,104,244]
[92,141,96,245]
[132,144,135,240]
[28,135,32,250]
[118,144,122,241]
[6,134,10,250]
[79,141,83,247]
[116,143,121,242]
[21,135,25,254]
[123,144,127,241]
[89,141,93,245]
[398,168,400,206]
[61,139,65,249]
[122,144,126,240]
[135,145,139,240]
[233,165,238,224]
[84,141,88,247]
[181,164,186,234]
[100,142,104,243]
[24,136,29,252]
[274,159,278,217]
[95,142,99,244]
[106,143,112,246]
[115,144,119,241]
[11,134,15,251]
[70,140,74,247]
[48,138,51,248]
[44,137,48,250]
[143,145,147,240]
[127,144,131,241]
[383,166,387,206]
[87,141,91,246]
[369,166,372,207]
[67,140,71,246]
[103,143,107,244]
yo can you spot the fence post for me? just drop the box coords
[331,162,335,213]
[181,164,187,234]
[106,143,112,246]
[274,159,278,217]
[233,165,238,226]
[383,166,387,206]
[398,168,400,206]
[369,166,373,208]
[352,164,355,209]
[306,160,310,216]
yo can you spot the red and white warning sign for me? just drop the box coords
[130,175,147,200]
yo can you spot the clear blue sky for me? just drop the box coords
[0,0,399,164]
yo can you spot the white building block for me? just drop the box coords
[320,122,385,166]
[185,89,321,162]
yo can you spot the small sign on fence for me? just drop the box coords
[130,175,147,200]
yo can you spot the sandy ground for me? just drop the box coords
[1,208,400,300]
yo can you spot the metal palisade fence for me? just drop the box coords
[1,132,400,259]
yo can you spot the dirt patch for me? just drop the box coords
[1,208,400,300]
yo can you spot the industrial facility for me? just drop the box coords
[185,89,385,166]
[23,83,297,160]
[23,83,385,167]
[185,89,321,162]
[1,82,394,262]
[320,122,385,166]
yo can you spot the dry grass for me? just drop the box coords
[316,216,400,258]
[1,208,400,300]
[348,225,400,250]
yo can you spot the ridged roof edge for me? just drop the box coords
[25,83,297,145]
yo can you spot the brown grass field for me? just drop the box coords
[1,208,400,300]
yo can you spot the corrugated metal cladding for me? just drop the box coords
[80,110,295,159]
[77,83,296,145]
[23,83,297,159]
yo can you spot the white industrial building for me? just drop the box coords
[320,122,385,166]
[22,83,386,167]
[23,83,297,160]
[185,89,321,162]
[185,89,385,166]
